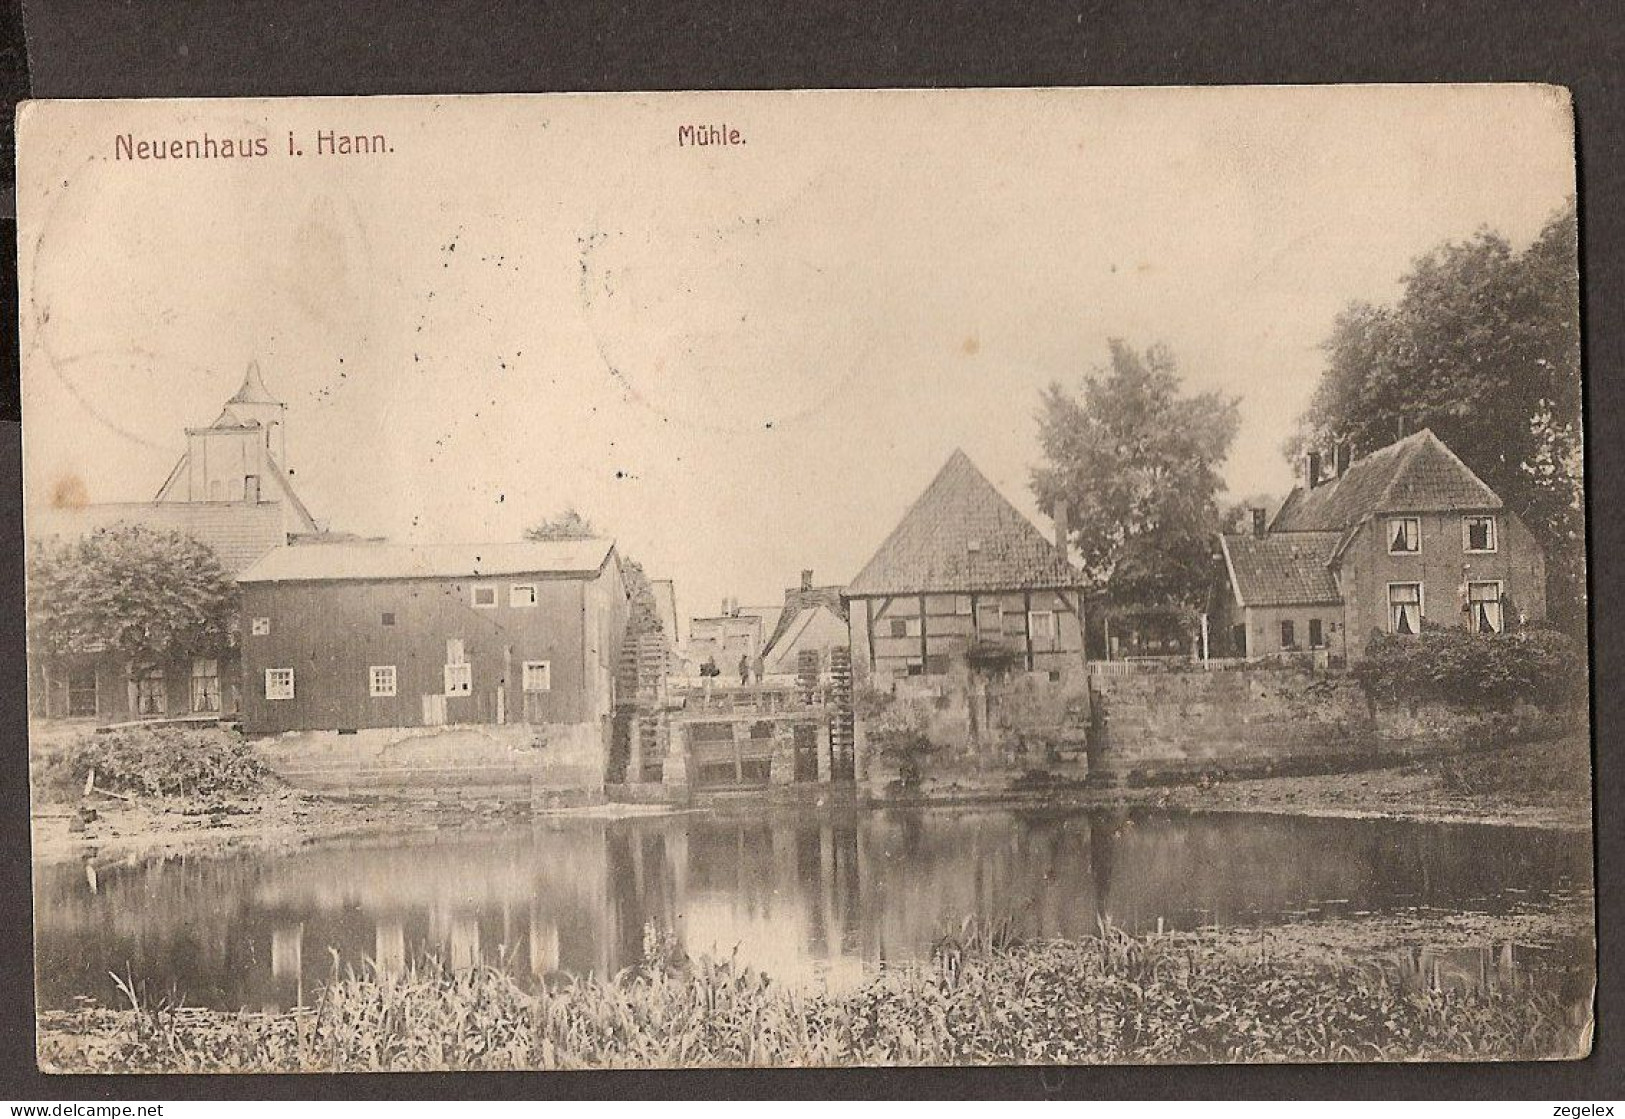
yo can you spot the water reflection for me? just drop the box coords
[34,808,1593,1012]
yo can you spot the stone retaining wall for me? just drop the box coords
[255,722,605,799]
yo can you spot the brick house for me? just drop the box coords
[27,363,322,722]
[845,449,1087,683]
[1216,429,1547,661]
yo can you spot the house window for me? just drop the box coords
[1464,515,1498,553]
[190,658,221,713]
[370,665,397,697]
[1468,581,1504,634]
[1280,620,1296,650]
[471,585,498,608]
[1388,583,1422,635]
[925,654,950,675]
[975,602,1003,636]
[523,661,551,692]
[889,618,908,639]
[250,616,271,636]
[265,668,295,700]
[510,584,538,607]
[1028,611,1057,652]
[67,664,97,717]
[134,665,166,717]
[1308,618,1325,649]
[444,662,472,696]
[381,612,396,627]
[1387,517,1421,554]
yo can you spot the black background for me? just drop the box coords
[0,0,1620,1101]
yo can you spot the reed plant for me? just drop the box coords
[39,921,1587,1072]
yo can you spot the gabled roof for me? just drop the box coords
[238,538,617,584]
[1219,531,1344,607]
[1272,429,1502,533]
[763,584,848,657]
[846,449,1081,596]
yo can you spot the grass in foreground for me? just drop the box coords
[38,923,1589,1071]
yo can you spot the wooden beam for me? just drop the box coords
[919,593,929,668]
[1023,590,1034,671]
[864,598,876,673]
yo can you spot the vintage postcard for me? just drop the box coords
[17,87,1592,1071]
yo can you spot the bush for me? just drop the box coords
[36,726,278,803]
[1354,624,1586,710]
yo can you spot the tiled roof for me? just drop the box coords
[846,449,1081,596]
[27,500,292,575]
[238,538,616,584]
[1219,531,1345,607]
[763,585,848,656]
[1272,429,1502,533]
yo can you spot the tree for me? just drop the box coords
[26,523,238,663]
[1292,200,1584,630]
[523,509,663,639]
[1032,340,1240,609]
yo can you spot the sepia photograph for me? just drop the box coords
[15,85,1592,1072]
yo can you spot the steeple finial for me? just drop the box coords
[227,361,280,406]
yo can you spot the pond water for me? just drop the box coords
[34,807,1593,1012]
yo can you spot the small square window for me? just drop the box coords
[1464,515,1497,553]
[250,616,271,636]
[510,583,538,607]
[266,668,295,700]
[471,586,498,608]
[381,612,396,627]
[522,661,551,693]
[369,665,397,697]
[1387,517,1421,554]
[889,618,908,638]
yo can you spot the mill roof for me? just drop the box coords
[846,449,1081,596]
[238,538,616,584]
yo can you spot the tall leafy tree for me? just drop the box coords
[26,523,238,663]
[1292,200,1584,629]
[1032,340,1240,609]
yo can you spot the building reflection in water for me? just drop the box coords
[32,808,1594,1013]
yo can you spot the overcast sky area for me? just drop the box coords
[19,87,1575,618]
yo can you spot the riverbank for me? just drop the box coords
[30,733,1592,866]
[37,908,1592,1071]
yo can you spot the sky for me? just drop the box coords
[18,86,1576,619]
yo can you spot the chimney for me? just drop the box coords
[1053,502,1072,565]
[800,569,814,591]
[1306,451,1323,489]
[1251,507,1267,539]
[1335,443,1351,477]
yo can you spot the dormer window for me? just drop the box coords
[1463,515,1498,553]
[1387,517,1420,554]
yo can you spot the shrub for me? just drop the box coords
[36,726,278,803]
[1354,624,1586,710]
